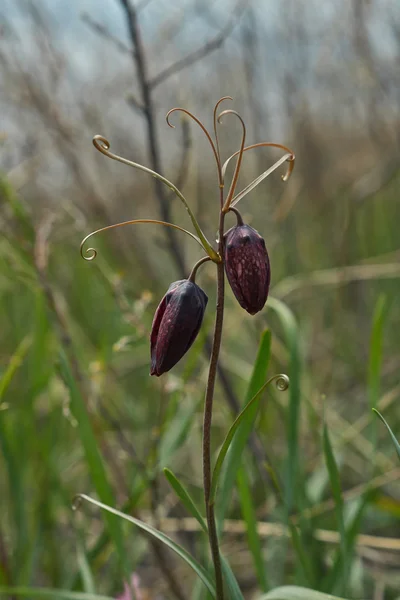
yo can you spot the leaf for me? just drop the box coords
[368,295,387,408]
[158,396,199,467]
[267,298,300,515]
[259,586,351,600]
[368,295,387,454]
[58,350,127,577]
[73,494,217,598]
[210,373,289,506]
[220,556,245,600]
[163,468,207,533]
[0,335,32,405]
[76,540,96,595]
[230,153,293,207]
[0,336,32,581]
[237,466,268,592]
[322,425,347,593]
[372,408,400,460]
[323,495,370,594]
[162,472,244,598]
[217,330,271,524]
[267,299,315,586]
[0,588,114,600]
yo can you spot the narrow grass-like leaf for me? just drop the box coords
[210,373,289,506]
[217,330,271,523]
[58,350,126,575]
[220,556,245,600]
[373,408,400,460]
[368,295,387,455]
[237,466,268,592]
[267,298,300,515]
[163,468,207,533]
[322,424,347,593]
[163,471,243,598]
[0,588,114,600]
[0,335,32,405]
[0,336,32,581]
[323,494,370,594]
[286,522,315,586]
[73,493,217,598]
[76,541,96,595]
[69,485,147,591]
[260,586,349,600]
[159,396,199,467]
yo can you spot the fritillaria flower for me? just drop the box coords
[224,222,270,315]
[80,97,295,374]
[150,279,208,377]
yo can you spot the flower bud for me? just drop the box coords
[224,224,270,315]
[150,280,208,376]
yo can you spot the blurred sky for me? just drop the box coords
[2,0,399,78]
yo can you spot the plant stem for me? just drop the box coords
[203,212,225,599]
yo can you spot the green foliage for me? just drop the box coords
[373,409,400,460]
[260,587,349,600]
[322,425,347,594]
[0,589,114,600]
[1,136,399,599]
[217,330,271,524]
[73,494,217,598]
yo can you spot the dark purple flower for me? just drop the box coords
[224,224,270,315]
[150,279,208,376]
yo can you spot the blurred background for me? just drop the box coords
[1,0,400,598]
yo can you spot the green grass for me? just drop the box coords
[1,161,400,600]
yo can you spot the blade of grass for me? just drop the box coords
[323,494,371,594]
[267,298,309,586]
[210,372,289,506]
[73,494,217,598]
[237,466,268,592]
[58,349,127,578]
[322,424,347,595]
[0,588,114,600]
[76,540,96,595]
[0,335,32,583]
[217,330,271,524]
[372,409,400,460]
[0,335,32,406]
[163,470,244,598]
[368,295,387,459]
[68,484,147,591]
[216,331,271,590]
[220,556,244,600]
[158,395,199,467]
[163,468,207,534]
[260,586,349,600]
[267,298,300,515]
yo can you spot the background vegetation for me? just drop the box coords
[0,0,399,598]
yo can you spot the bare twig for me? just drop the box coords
[272,262,400,300]
[81,12,133,55]
[136,0,156,11]
[126,92,145,113]
[155,516,400,552]
[149,0,248,88]
[118,0,186,273]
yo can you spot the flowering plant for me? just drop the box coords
[77,97,295,599]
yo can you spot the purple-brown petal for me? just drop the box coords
[150,280,208,376]
[224,224,270,315]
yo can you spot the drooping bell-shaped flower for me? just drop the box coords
[224,224,270,315]
[150,279,208,376]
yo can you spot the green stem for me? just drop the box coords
[203,211,225,599]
